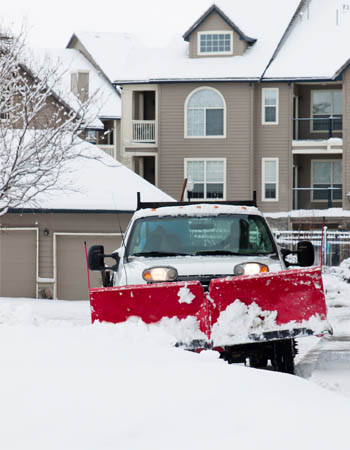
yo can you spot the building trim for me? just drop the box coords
[184,86,227,138]
[261,157,279,202]
[184,157,227,201]
[182,4,256,43]
[8,208,135,214]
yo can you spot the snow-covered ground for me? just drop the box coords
[0,265,350,450]
[296,265,350,399]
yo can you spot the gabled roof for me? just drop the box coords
[69,1,301,84]
[28,48,121,128]
[68,32,140,86]
[182,4,256,43]
[11,139,174,212]
[264,0,350,80]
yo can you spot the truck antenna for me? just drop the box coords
[112,194,128,285]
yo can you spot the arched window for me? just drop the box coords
[185,87,225,137]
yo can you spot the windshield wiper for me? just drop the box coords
[195,250,242,256]
[132,251,191,257]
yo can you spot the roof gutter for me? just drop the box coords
[113,77,260,85]
[7,208,135,214]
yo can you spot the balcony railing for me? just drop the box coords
[132,120,156,143]
[293,186,342,209]
[98,145,115,158]
[293,116,342,140]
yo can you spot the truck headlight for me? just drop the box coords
[234,262,269,276]
[143,266,178,283]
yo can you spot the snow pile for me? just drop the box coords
[322,266,350,336]
[211,300,329,346]
[0,296,350,450]
[123,315,207,345]
[158,316,206,343]
[331,257,350,283]
[212,300,277,345]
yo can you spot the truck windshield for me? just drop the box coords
[127,214,276,257]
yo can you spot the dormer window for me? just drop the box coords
[198,31,233,56]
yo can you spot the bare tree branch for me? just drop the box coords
[0,25,102,216]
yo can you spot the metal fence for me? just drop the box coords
[273,229,350,266]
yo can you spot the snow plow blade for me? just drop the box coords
[89,267,330,346]
[89,281,211,339]
[208,266,331,346]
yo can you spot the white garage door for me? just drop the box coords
[56,235,121,300]
[0,229,37,298]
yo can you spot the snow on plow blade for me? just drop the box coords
[89,267,330,346]
[89,281,211,340]
[208,266,331,346]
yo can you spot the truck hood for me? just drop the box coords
[118,254,282,286]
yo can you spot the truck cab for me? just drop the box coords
[89,202,313,288]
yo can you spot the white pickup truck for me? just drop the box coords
[88,198,330,374]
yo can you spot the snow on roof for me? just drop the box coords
[73,1,301,83]
[27,47,121,128]
[72,32,141,84]
[20,140,174,212]
[265,0,350,80]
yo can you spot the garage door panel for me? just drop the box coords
[56,235,121,300]
[0,230,37,298]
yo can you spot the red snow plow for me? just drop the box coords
[87,197,331,374]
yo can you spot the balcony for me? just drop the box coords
[132,120,156,144]
[292,117,343,155]
[293,186,342,209]
[98,145,115,158]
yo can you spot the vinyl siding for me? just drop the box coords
[189,10,248,58]
[158,82,253,201]
[254,83,293,213]
[342,67,350,210]
[0,212,132,280]
[116,119,122,160]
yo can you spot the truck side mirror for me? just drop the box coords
[88,245,121,272]
[88,245,105,271]
[281,240,315,268]
[297,240,315,267]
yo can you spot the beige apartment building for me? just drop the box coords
[67,0,350,217]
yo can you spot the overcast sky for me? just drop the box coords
[2,0,214,48]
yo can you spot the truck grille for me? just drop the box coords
[176,274,233,291]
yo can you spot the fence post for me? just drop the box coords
[323,226,328,266]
